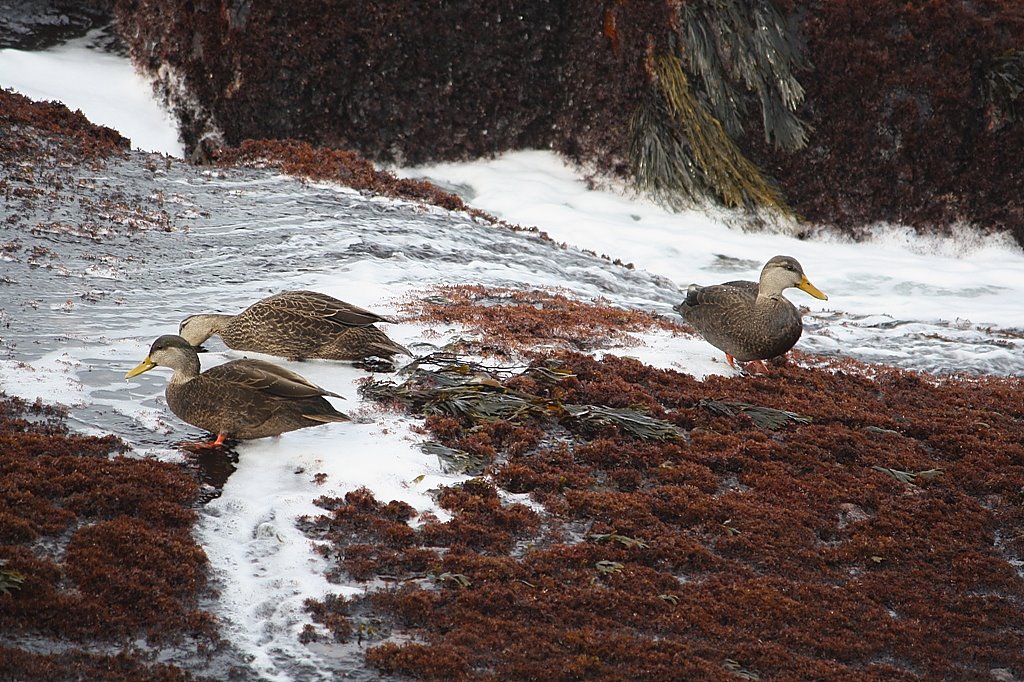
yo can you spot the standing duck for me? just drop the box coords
[125,334,350,448]
[178,290,411,361]
[674,255,828,371]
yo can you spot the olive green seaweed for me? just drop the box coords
[361,353,686,442]
[985,49,1024,124]
[698,398,811,430]
[629,0,809,212]
[628,95,705,209]
[680,0,810,150]
[653,54,786,211]
[0,560,25,596]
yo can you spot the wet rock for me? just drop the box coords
[0,0,113,50]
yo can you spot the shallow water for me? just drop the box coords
[3,154,1021,395]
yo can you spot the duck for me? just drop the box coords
[125,334,350,448]
[178,290,411,362]
[674,255,828,371]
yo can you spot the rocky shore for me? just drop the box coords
[2,9,1024,678]
[3,92,1023,676]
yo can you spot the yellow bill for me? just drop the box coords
[798,276,828,301]
[125,356,157,378]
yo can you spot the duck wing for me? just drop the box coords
[675,283,761,355]
[173,367,348,439]
[674,279,758,316]
[203,358,342,399]
[258,290,395,327]
[321,326,413,360]
[681,283,757,315]
[167,374,278,435]
[718,280,759,295]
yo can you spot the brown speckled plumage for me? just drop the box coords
[179,290,411,361]
[674,256,828,365]
[126,335,349,441]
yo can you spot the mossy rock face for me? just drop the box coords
[112,1,1024,240]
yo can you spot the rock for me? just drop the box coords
[0,0,113,50]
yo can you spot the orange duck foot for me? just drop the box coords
[181,433,230,450]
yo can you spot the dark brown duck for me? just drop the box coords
[178,290,411,361]
[674,255,828,371]
[125,334,349,448]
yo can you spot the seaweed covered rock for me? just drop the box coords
[108,0,783,202]
[110,0,1024,244]
[749,0,1024,245]
[301,289,1024,681]
[0,394,218,680]
[0,88,129,163]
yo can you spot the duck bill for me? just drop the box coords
[798,277,828,301]
[125,356,157,378]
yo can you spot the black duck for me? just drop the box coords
[125,334,350,447]
[674,255,828,371]
[178,290,411,361]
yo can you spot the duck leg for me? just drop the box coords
[724,353,772,374]
[182,433,230,450]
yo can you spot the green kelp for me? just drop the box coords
[985,49,1024,126]
[628,95,705,209]
[0,560,25,596]
[629,0,808,211]
[698,398,812,430]
[361,353,686,444]
[679,0,810,150]
[870,466,945,485]
[630,54,788,211]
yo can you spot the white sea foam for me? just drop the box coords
[0,28,183,156]
[0,350,90,407]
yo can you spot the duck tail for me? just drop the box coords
[304,411,351,424]
[674,285,702,314]
[372,339,413,358]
